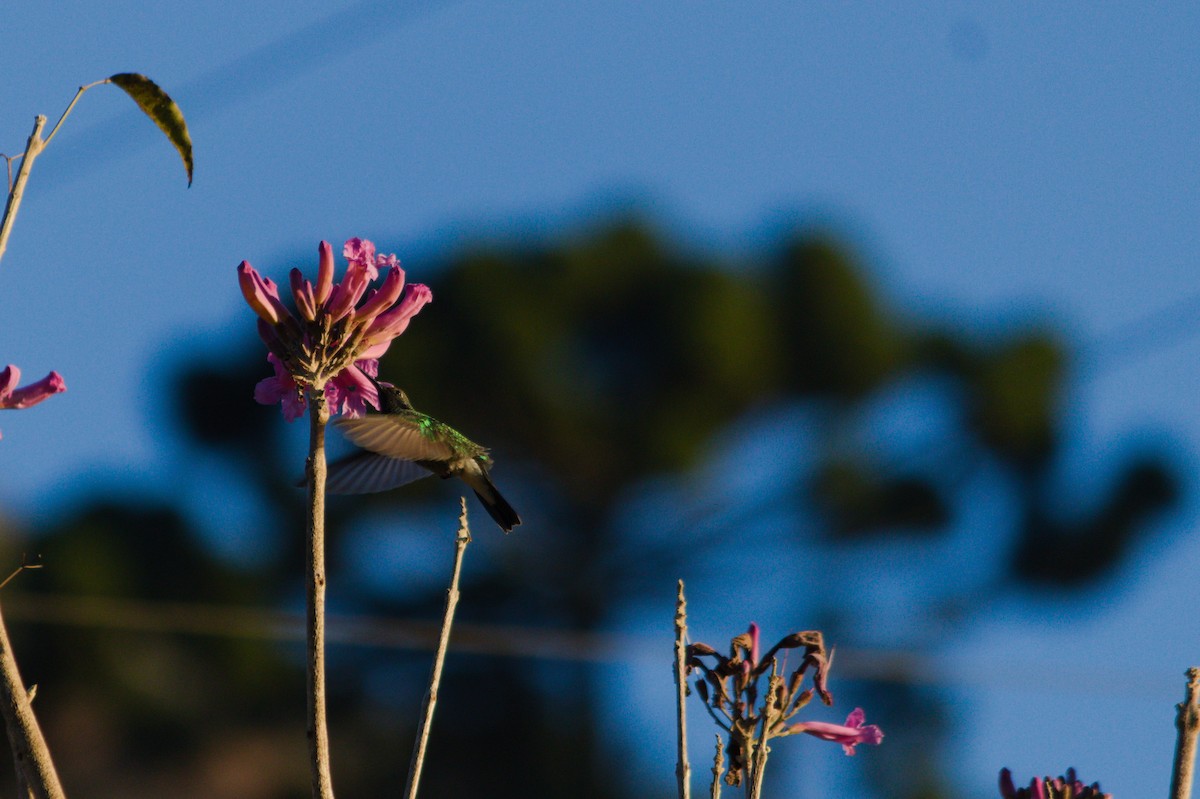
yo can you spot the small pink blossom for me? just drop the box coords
[325,360,380,419]
[791,708,883,755]
[254,354,307,422]
[0,365,66,439]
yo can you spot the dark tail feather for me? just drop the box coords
[473,475,521,533]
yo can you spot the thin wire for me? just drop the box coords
[1,591,1188,698]
[1082,288,1200,375]
[19,0,451,192]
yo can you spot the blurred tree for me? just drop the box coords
[0,217,1180,797]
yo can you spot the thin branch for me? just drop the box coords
[698,691,732,733]
[674,579,692,799]
[40,80,108,149]
[746,707,771,799]
[0,600,65,799]
[0,79,113,266]
[1170,667,1200,799]
[0,556,43,593]
[305,388,335,799]
[709,735,723,799]
[0,116,47,267]
[404,498,472,799]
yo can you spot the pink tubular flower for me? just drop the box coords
[325,359,380,419]
[0,365,66,439]
[238,238,431,421]
[791,708,883,755]
[254,355,307,422]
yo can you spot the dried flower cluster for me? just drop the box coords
[238,238,431,420]
[999,768,1111,798]
[687,623,882,787]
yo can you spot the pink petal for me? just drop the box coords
[254,355,306,421]
[237,262,281,324]
[324,262,372,322]
[329,363,379,418]
[314,241,335,305]
[999,769,1018,799]
[0,365,20,400]
[354,266,406,323]
[343,238,379,280]
[1,371,66,409]
[290,268,317,322]
[363,283,432,345]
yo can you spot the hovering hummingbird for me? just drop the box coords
[324,382,522,533]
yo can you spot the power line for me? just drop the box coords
[1083,288,1200,374]
[2,592,1186,698]
[24,0,451,193]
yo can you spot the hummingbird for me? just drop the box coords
[324,382,522,533]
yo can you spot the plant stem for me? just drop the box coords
[305,388,334,799]
[0,116,47,267]
[1170,667,1200,799]
[0,600,65,799]
[404,498,471,799]
[0,112,66,799]
[746,722,769,799]
[40,81,107,149]
[709,735,723,799]
[674,579,691,799]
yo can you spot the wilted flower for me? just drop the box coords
[686,623,879,788]
[0,365,66,439]
[238,238,431,420]
[999,767,1111,799]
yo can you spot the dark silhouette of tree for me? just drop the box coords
[0,216,1179,797]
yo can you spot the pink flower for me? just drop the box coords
[0,365,66,439]
[791,708,883,755]
[238,238,431,421]
[325,360,380,419]
[254,354,307,422]
[999,768,1110,799]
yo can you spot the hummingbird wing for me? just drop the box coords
[335,415,458,461]
[325,450,432,494]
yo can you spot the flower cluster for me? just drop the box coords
[687,623,882,787]
[238,238,430,421]
[999,768,1111,799]
[0,365,66,439]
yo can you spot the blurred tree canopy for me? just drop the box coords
[0,218,1179,797]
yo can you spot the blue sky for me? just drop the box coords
[4,2,1200,795]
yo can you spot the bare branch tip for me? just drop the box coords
[457,496,471,544]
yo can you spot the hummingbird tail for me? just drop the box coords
[469,470,521,533]
[474,488,521,533]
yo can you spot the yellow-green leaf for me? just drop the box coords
[108,73,194,186]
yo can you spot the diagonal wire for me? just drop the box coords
[24,0,451,192]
